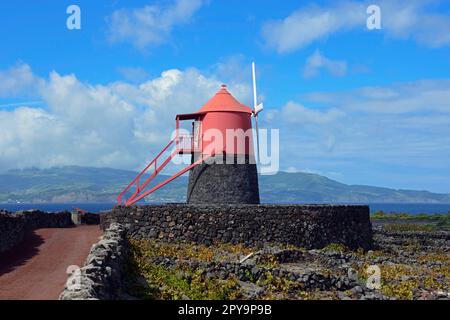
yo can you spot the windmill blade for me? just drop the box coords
[254,102,264,115]
[251,61,263,163]
[252,62,258,111]
[255,113,260,163]
[251,62,263,115]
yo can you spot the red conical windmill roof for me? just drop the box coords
[197,85,253,114]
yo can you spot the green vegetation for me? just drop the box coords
[372,210,450,221]
[352,260,450,300]
[124,240,331,300]
[0,166,187,203]
[383,223,436,232]
[125,237,449,300]
[125,239,243,300]
[255,271,295,297]
[127,239,253,263]
[256,253,280,269]
[2,166,450,203]
[351,239,450,300]
[371,211,450,230]
[131,263,241,300]
[379,264,449,300]
[322,243,348,253]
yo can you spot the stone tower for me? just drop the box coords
[186,85,260,204]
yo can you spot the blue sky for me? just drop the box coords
[0,0,450,193]
[1,0,449,102]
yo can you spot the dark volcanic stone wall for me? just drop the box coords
[81,212,100,225]
[187,155,260,204]
[101,204,373,250]
[0,210,73,253]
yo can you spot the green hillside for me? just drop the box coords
[0,166,186,203]
[258,172,450,203]
[1,166,449,204]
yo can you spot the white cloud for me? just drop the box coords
[211,55,253,84]
[106,0,204,49]
[381,0,450,47]
[303,50,347,78]
[307,79,450,114]
[288,102,341,125]
[285,166,322,175]
[284,166,300,173]
[267,101,344,125]
[261,1,450,53]
[261,1,366,53]
[0,107,66,169]
[261,78,450,192]
[1,62,450,191]
[0,62,251,172]
[117,66,150,83]
[0,63,43,98]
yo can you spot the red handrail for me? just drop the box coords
[124,153,212,206]
[117,136,176,205]
[117,133,207,206]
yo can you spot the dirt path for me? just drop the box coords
[0,225,102,300]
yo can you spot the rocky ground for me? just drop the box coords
[123,215,449,300]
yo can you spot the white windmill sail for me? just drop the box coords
[252,62,263,163]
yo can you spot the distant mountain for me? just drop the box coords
[1,166,449,204]
[0,166,186,203]
[258,172,450,204]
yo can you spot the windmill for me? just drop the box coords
[118,65,262,206]
[252,62,264,163]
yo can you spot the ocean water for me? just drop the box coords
[0,202,449,214]
[0,203,116,213]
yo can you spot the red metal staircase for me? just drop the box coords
[117,133,212,206]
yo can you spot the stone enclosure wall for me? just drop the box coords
[101,204,373,250]
[0,210,73,253]
[81,212,101,225]
[59,223,128,300]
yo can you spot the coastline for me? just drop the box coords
[1,202,450,214]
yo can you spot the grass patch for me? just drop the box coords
[125,239,242,300]
[322,243,348,253]
[372,211,449,223]
[382,223,436,232]
[128,239,254,264]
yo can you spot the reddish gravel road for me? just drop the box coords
[0,225,102,300]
